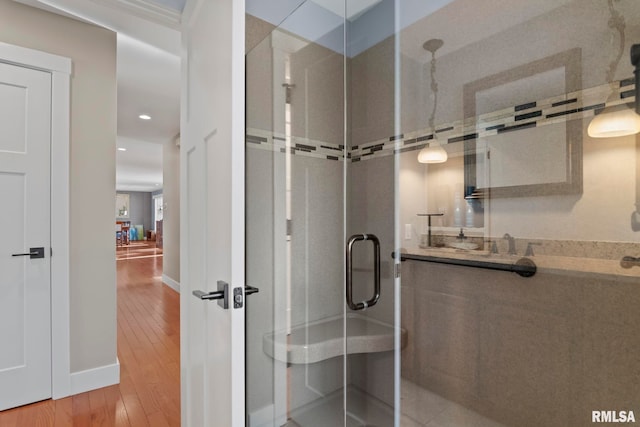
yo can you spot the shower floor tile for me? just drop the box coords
[401,379,505,427]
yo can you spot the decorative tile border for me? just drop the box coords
[247,78,635,163]
[246,127,345,161]
[352,77,635,161]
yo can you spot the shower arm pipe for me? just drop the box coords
[392,252,536,278]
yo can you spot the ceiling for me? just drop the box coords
[116,33,180,191]
[14,0,182,192]
[116,137,164,192]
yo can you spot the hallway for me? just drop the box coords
[0,242,180,426]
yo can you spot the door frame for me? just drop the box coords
[0,42,72,399]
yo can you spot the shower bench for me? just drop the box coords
[263,313,407,364]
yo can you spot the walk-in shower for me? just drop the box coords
[246,1,640,426]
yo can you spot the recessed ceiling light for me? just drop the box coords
[117,147,127,151]
[139,114,151,120]
[155,183,160,186]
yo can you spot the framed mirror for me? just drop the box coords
[463,48,583,199]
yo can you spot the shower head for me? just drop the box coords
[423,38,444,54]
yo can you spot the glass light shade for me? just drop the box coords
[587,103,640,138]
[418,141,448,163]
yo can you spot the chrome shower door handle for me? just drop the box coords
[346,234,381,311]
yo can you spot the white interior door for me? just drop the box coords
[0,61,52,411]
[180,0,245,426]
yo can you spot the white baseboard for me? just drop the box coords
[70,358,120,395]
[162,274,180,293]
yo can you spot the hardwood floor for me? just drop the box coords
[0,241,180,426]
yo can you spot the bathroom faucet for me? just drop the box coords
[525,242,542,256]
[457,228,467,241]
[503,233,517,255]
[418,213,444,247]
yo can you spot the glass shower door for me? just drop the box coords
[247,1,640,426]
[245,1,402,425]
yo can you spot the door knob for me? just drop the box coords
[192,283,260,310]
[245,285,259,296]
[193,281,229,309]
[12,247,45,259]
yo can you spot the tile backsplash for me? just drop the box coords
[413,233,639,262]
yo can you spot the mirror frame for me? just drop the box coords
[463,48,583,199]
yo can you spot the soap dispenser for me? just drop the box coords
[465,202,474,227]
[453,191,463,227]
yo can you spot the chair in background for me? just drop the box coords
[116,221,131,246]
[115,223,123,246]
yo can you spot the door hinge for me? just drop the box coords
[394,263,401,278]
[286,219,292,236]
[50,247,53,257]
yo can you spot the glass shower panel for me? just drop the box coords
[344,1,402,426]
[246,2,352,425]
[246,29,285,427]
[246,0,404,425]
[397,1,640,426]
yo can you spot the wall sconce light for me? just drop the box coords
[418,139,448,163]
[588,101,640,138]
[418,38,448,164]
[588,0,640,138]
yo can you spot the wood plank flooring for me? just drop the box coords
[0,241,180,426]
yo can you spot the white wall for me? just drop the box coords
[162,138,180,284]
[0,0,117,374]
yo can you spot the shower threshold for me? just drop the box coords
[287,386,394,427]
[285,380,505,427]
